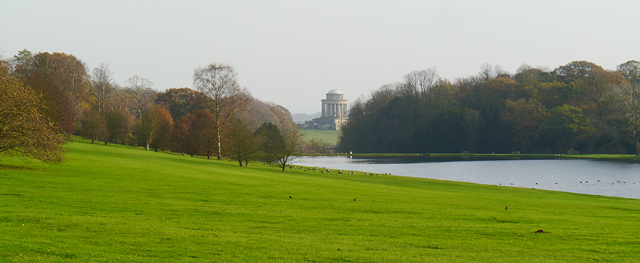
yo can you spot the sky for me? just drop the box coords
[2,0,639,114]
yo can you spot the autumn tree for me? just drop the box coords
[255,122,283,165]
[10,49,35,80]
[0,70,66,163]
[103,108,131,145]
[136,105,174,151]
[237,99,298,134]
[170,113,195,156]
[193,63,251,159]
[149,106,174,152]
[227,118,260,166]
[155,87,212,121]
[500,99,548,152]
[191,110,218,158]
[14,53,73,134]
[553,61,625,111]
[255,122,301,171]
[552,61,603,83]
[537,105,594,153]
[81,109,109,144]
[46,52,92,127]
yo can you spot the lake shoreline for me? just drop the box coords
[298,152,640,162]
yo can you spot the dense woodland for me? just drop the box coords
[0,49,304,169]
[339,61,640,155]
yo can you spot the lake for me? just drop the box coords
[294,156,640,199]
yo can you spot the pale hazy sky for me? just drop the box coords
[2,0,639,114]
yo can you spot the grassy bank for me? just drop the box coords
[2,139,640,262]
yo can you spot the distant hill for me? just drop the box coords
[292,112,321,123]
[237,99,297,134]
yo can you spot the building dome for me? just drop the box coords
[327,89,343,95]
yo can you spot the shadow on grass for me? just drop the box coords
[0,163,39,171]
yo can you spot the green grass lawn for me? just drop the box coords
[300,129,340,146]
[2,139,640,262]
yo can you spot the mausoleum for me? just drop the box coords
[299,89,349,130]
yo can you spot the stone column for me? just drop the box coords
[327,103,330,117]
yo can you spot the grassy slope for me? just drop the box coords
[1,140,640,262]
[300,129,340,146]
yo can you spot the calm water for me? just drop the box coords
[294,156,640,199]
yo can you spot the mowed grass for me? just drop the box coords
[2,140,640,262]
[300,129,340,146]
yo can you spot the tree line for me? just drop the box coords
[1,49,305,169]
[339,61,640,155]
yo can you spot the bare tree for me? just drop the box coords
[478,63,495,81]
[124,75,155,119]
[274,128,302,171]
[493,65,510,78]
[403,67,440,103]
[91,63,115,112]
[193,63,251,159]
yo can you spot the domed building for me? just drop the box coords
[299,89,349,130]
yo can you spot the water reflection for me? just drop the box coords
[294,156,640,199]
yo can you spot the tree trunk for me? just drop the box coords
[238,160,242,166]
[216,118,222,160]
